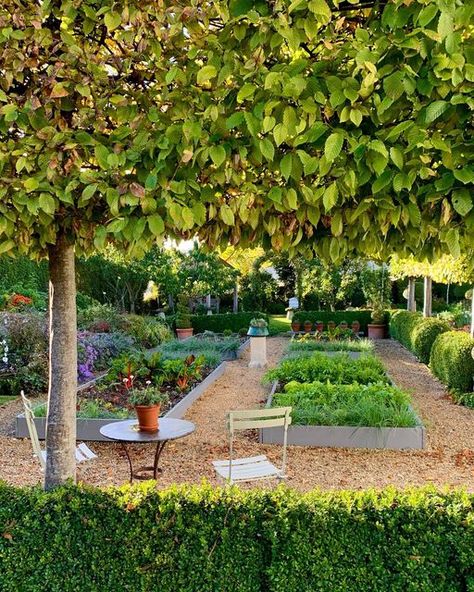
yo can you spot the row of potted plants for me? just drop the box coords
[291,320,362,334]
[290,308,387,340]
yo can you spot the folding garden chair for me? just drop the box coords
[212,407,292,484]
[21,391,97,472]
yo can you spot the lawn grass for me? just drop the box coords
[0,396,16,405]
[268,315,291,335]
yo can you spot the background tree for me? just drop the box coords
[1,0,473,487]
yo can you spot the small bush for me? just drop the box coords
[77,303,124,332]
[389,310,421,349]
[121,314,172,348]
[430,331,474,394]
[411,318,450,364]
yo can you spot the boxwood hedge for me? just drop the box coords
[430,331,474,395]
[190,312,268,334]
[390,311,450,364]
[1,483,474,592]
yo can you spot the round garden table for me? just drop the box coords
[100,418,195,483]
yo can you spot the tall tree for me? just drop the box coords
[1,0,473,487]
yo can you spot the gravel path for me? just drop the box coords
[1,337,474,491]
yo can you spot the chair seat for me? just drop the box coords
[213,455,283,482]
[38,443,97,466]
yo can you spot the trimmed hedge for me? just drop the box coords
[190,312,268,334]
[292,310,376,334]
[390,311,450,364]
[1,483,474,591]
[430,331,474,394]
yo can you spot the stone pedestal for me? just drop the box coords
[249,336,267,368]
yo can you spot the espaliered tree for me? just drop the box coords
[1,0,473,487]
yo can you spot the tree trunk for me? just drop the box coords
[471,286,474,339]
[407,277,416,312]
[423,276,432,318]
[168,294,175,312]
[233,283,238,313]
[45,237,77,490]
[446,283,450,306]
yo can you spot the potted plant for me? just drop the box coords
[368,304,386,339]
[315,320,324,333]
[129,385,169,433]
[351,320,361,335]
[339,320,348,330]
[291,319,301,332]
[327,320,336,331]
[303,320,313,333]
[175,295,193,340]
[247,317,269,337]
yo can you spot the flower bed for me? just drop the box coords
[287,335,374,354]
[261,352,424,449]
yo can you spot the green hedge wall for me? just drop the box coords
[430,331,474,395]
[190,312,268,333]
[292,310,377,334]
[1,483,474,592]
[389,311,450,364]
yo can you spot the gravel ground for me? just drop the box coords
[1,337,474,491]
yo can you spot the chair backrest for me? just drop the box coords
[227,407,292,481]
[21,391,45,470]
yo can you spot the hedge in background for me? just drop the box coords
[389,311,450,364]
[1,483,474,592]
[190,312,268,334]
[430,331,474,395]
[292,310,375,333]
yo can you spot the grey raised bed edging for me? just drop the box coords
[16,361,228,442]
[260,381,425,450]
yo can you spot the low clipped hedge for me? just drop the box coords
[1,483,474,591]
[430,331,474,395]
[390,311,450,364]
[292,310,376,334]
[190,312,268,334]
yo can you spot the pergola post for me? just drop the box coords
[206,294,212,315]
[471,287,474,338]
[233,282,238,313]
[407,277,416,312]
[423,276,432,318]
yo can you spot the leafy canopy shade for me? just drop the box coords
[390,254,474,284]
[0,0,473,263]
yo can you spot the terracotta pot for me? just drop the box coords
[176,327,193,340]
[327,321,336,331]
[291,321,301,332]
[339,321,348,330]
[303,321,313,333]
[315,322,324,333]
[368,324,386,339]
[351,321,360,335]
[135,404,160,433]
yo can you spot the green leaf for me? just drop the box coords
[81,184,98,202]
[148,214,165,235]
[372,170,393,194]
[226,112,245,129]
[425,101,449,123]
[323,183,338,211]
[220,204,235,225]
[390,147,404,170]
[210,146,226,167]
[324,132,344,163]
[407,203,421,226]
[182,207,194,229]
[197,65,217,85]
[273,124,288,147]
[417,4,438,27]
[438,12,453,39]
[445,228,460,257]
[280,154,293,181]
[368,140,388,158]
[268,187,283,203]
[104,11,121,31]
[38,193,55,214]
[0,240,15,255]
[383,72,404,100]
[237,83,256,103]
[453,168,474,184]
[308,0,331,21]
[94,145,109,170]
[260,138,275,162]
[331,211,343,236]
[24,178,39,192]
[452,189,473,216]
[145,173,157,191]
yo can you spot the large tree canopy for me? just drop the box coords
[1,0,473,263]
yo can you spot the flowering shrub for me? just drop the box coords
[8,293,33,308]
[77,332,134,382]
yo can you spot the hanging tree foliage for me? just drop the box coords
[0,0,473,486]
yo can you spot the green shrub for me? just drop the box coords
[191,312,268,333]
[264,353,388,386]
[430,331,474,394]
[272,381,418,427]
[287,337,374,353]
[121,314,172,348]
[0,483,473,591]
[389,310,421,349]
[77,303,124,332]
[292,310,382,334]
[411,318,450,364]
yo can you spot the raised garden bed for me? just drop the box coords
[260,381,425,450]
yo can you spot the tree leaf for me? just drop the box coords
[417,4,438,27]
[260,138,275,162]
[425,101,449,123]
[438,12,453,39]
[390,147,404,170]
[148,214,165,235]
[324,132,344,162]
[323,183,338,211]
[452,189,473,216]
[104,11,121,31]
[237,83,256,103]
[220,204,235,225]
[280,154,292,181]
[210,145,226,167]
[197,65,217,85]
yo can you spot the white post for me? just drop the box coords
[423,276,432,318]
[249,337,267,368]
[471,286,474,338]
[407,277,416,312]
[233,283,238,313]
[206,294,212,315]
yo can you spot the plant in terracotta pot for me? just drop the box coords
[291,319,301,332]
[175,295,193,340]
[315,320,324,333]
[368,304,386,339]
[327,320,336,331]
[339,320,348,330]
[303,320,313,333]
[351,320,361,335]
[129,384,169,433]
[248,317,269,337]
